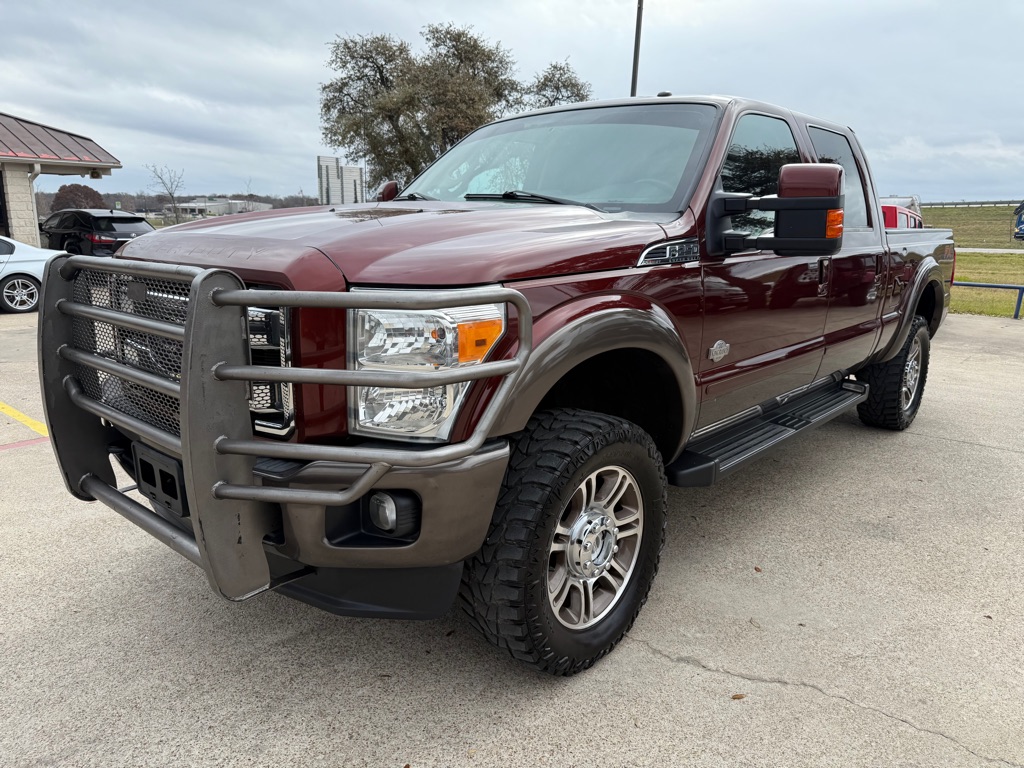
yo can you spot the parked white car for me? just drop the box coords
[0,235,61,313]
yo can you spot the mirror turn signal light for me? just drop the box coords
[826,209,844,239]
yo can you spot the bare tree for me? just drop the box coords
[145,165,186,224]
[243,177,256,213]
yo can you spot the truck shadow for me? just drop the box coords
[104,415,881,692]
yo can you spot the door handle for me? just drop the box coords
[817,258,830,297]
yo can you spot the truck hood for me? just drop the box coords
[121,203,673,287]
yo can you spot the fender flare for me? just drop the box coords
[489,299,697,462]
[872,257,946,364]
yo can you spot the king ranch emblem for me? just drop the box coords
[708,340,731,362]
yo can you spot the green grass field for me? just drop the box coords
[921,205,1024,250]
[950,251,1024,318]
[914,206,1023,317]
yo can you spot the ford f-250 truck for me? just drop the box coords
[38,96,954,675]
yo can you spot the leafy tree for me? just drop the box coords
[320,24,592,186]
[526,61,592,110]
[51,183,104,212]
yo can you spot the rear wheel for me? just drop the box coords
[460,409,666,675]
[0,276,40,313]
[856,315,930,430]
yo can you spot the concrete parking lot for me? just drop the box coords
[1,310,1022,767]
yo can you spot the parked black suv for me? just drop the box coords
[39,209,155,256]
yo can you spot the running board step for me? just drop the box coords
[666,380,868,487]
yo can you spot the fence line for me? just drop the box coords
[922,200,1020,208]
[953,281,1024,320]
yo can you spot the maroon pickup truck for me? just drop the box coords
[38,96,954,675]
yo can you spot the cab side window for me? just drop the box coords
[720,114,800,236]
[808,127,869,228]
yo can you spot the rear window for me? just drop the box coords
[95,217,154,234]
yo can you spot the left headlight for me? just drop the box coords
[348,302,506,441]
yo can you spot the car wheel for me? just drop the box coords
[856,315,930,430]
[460,409,667,675]
[0,276,41,313]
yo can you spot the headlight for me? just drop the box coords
[349,302,506,441]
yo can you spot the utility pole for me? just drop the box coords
[630,0,644,97]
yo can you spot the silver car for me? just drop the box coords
[0,235,61,313]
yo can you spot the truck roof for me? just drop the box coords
[499,95,853,136]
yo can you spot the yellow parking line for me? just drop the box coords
[0,401,49,437]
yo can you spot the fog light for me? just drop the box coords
[369,492,398,533]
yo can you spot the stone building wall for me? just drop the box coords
[1,164,41,247]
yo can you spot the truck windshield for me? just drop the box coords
[402,103,719,214]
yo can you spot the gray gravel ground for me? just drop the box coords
[1,311,1022,768]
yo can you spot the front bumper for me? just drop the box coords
[38,255,530,603]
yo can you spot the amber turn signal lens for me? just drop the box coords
[458,318,504,363]
[826,209,844,239]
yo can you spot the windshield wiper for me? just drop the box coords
[465,190,604,212]
[394,191,437,201]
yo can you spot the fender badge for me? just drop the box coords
[708,340,731,362]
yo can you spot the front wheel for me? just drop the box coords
[0,276,40,313]
[856,315,931,430]
[460,409,666,675]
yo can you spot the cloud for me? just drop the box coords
[3,0,1020,200]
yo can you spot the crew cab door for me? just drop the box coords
[806,126,886,375]
[696,113,828,429]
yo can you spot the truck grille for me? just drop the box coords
[246,307,294,436]
[68,268,292,439]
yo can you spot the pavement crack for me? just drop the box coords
[903,430,1024,456]
[627,637,1022,768]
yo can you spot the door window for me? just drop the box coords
[808,127,870,228]
[720,114,800,236]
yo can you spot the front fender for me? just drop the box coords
[488,297,697,461]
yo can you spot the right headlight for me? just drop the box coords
[348,301,506,442]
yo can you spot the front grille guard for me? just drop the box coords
[39,255,532,601]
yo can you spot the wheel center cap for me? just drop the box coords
[567,510,618,580]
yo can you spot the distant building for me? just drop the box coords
[168,197,273,217]
[318,156,365,205]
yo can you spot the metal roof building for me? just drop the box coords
[0,112,121,246]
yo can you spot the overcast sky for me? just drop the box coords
[3,0,1021,202]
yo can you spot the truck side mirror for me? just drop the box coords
[706,163,845,258]
[773,164,845,254]
[374,181,399,202]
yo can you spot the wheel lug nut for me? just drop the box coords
[585,561,592,568]
[613,545,619,554]
[613,528,619,535]
[583,542,592,551]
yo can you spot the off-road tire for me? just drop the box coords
[856,315,930,430]
[459,409,667,675]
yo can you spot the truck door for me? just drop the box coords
[806,126,886,376]
[696,113,828,429]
